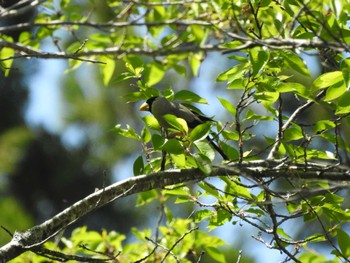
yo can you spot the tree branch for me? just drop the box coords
[0,159,349,262]
[1,36,350,64]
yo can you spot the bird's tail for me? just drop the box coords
[206,136,228,160]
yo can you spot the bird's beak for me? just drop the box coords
[139,102,149,111]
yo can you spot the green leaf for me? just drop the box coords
[254,91,279,106]
[222,130,239,141]
[216,63,248,84]
[133,155,144,176]
[298,252,328,263]
[205,246,226,263]
[283,125,304,141]
[163,187,190,197]
[0,47,14,76]
[209,209,232,228]
[144,61,165,86]
[193,153,212,175]
[250,49,269,76]
[324,81,346,101]
[218,97,236,115]
[113,72,134,83]
[220,142,239,160]
[101,56,115,86]
[312,71,343,91]
[221,177,252,200]
[195,209,213,222]
[337,229,350,257]
[194,140,215,161]
[276,82,311,99]
[141,126,151,143]
[198,182,219,197]
[142,115,161,130]
[189,123,211,142]
[136,190,158,206]
[280,50,310,76]
[335,92,350,115]
[341,59,350,89]
[190,24,205,44]
[174,90,207,104]
[113,124,140,141]
[313,120,336,133]
[162,139,184,154]
[245,109,273,121]
[163,114,188,133]
[188,52,203,76]
[151,134,165,150]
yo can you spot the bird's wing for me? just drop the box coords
[173,102,213,128]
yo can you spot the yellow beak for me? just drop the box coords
[139,102,149,111]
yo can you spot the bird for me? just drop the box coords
[139,96,228,160]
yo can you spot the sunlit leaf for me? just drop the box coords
[101,56,115,86]
[218,97,236,115]
[280,50,310,76]
[194,140,216,161]
[335,92,350,114]
[337,229,350,257]
[142,115,161,130]
[190,123,211,142]
[144,61,165,86]
[193,153,212,175]
[195,209,213,222]
[163,114,188,134]
[199,182,219,197]
[174,90,207,103]
[324,81,346,101]
[113,124,140,141]
[250,49,269,76]
[162,138,184,154]
[312,71,343,91]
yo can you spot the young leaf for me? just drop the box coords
[335,92,350,115]
[151,134,165,150]
[337,229,350,257]
[205,245,227,263]
[144,61,165,86]
[193,153,212,175]
[283,124,304,141]
[249,49,269,76]
[194,140,215,161]
[162,138,184,154]
[189,123,211,142]
[174,90,207,103]
[113,124,140,141]
[280,50,310,76]
[141,126,151,143]
[163,114,188,134]
[198,182,219,197]
[142,115,161,131]
[101,56,115,86]
[324,81,346,101]
[312,71,343,91]
[0,47,14,76]
[218,97,236,115]
[195,209,213,223]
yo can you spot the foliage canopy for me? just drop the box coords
[1,0,350,262]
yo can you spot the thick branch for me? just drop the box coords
[0,160,349,262]
[1,36,349,64]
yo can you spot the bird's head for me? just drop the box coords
[139,96,158,113]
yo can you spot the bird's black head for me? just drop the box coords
[145,96,158,112]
